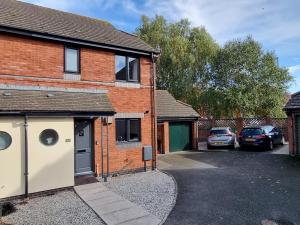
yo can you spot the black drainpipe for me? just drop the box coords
[24,114,29,198]
[151,53,157,170]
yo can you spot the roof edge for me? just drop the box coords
[176,100,193,108]
[157,116,199,121]
[15,0,114,28]
[0,25,159,56]
[0,110,116,116]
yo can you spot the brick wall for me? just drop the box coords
[0,33,155,175]
[0,33,64,78]
[163,122,170,154]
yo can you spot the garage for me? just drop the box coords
[156,90,200,154]
[285,93,300,156]
[169,122,192,152]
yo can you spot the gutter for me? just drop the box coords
[0,111,116,117]
[24,115,29,198]
[157,117,200,122]
[0,26,160,57]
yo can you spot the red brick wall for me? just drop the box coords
[163,122,170,154]
[192,121,198,150]
[81,48,115,83]
[0,33,64,78]
[0,33,155,175]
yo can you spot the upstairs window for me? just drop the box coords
[65,46,80,74]
[115,55,140,82]
[116,119,141,142]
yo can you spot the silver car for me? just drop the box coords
[207,127,237,149]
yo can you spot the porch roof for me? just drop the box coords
[0,89,115,116]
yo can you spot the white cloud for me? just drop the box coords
[118,0,300,46]
[289,64,300,74]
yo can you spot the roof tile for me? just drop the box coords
[0,89,115,113]
[0,0,156,53]
[156,90,199,119]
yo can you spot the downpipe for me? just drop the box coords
[24,115,29,198]
[151,52,158,170]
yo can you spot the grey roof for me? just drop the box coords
[284,92,300,111]
[0,0,156,54]
[0,89,115,114]
[156,90,200,119]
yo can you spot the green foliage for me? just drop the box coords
[136,16,292,118]
[136,15,218,103]
[208,36,292,117]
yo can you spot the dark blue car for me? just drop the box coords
[239,125,285,150]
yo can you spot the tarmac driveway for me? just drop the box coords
[158,145,300,225]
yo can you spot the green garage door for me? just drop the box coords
[169,122,192,152]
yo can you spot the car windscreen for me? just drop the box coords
[210,130,228,135]
[241,128,263,136]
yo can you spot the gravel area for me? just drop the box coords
[103,170,177,220]
[1,191,104,225]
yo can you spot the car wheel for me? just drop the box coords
[280,136,285,145]
[207,145,213,150]
[268,140,274,150]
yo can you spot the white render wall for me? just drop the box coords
[28,118,74,194]
[0,117,74,199]
[0,117,25,199]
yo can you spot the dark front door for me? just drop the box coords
[75,120,93,175]
[169,122,192,152]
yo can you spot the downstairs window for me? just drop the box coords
[116,119,141,143]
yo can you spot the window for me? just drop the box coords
[115,55,140,82]
[115,56,127,81]
[65,46,80,73]
[40,129,59,146]
[0,131,12,150]
[116,119,141,142]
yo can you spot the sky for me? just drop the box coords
[21,0,300,93]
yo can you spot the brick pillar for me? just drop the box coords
[265,117,271,125]
[236,117,244,135]
[288,114,295,155]
[192,121,198,150]
[163,121,169,154]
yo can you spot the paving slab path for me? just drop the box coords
[74,182,161,225]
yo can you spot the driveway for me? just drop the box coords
[158,145,300,225]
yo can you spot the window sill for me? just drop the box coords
[116,142,142,149]
[64,73,81,81]
[115,81,140,88]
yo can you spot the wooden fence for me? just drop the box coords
[198,117,288,141]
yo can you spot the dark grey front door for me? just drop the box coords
[75,120,93,175]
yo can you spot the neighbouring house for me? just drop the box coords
[156,90,200,153]
[284,92,300,156]
[0,0,159,199]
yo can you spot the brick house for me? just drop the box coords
[284,92,300,156]
[0,0,159,199]
[156,90,200,153]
